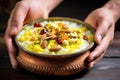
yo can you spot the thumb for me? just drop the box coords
[94,19,108,44]
[42,10,49,19]
[7,2,29,69]
[94,32,102,44]
[10,2,29,35]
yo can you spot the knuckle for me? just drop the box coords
[15,1,28,9]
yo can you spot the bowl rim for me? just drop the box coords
[15,17,95,58]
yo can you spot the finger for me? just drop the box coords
[5,1,29,69]
[87,51,105,69]
[88,39,107,62]
[23,0,49,23]
[10,1,29,35]
[84,14,97,29]
[42,10,49,18]
[88,25,114,64]
[4,34,18,69]
[94,18,111,44]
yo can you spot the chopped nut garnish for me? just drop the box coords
[41,40,48,49]
[39,34,46,40]
[62,24,68,29]
[49,46,61,51]
[59,29,71,33]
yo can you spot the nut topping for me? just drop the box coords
[49,46,61,51]
[41,40,48,49]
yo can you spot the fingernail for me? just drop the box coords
[96,34,102,44]
[98,34,102,41]
[88,62,94,70]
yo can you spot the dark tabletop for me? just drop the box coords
[0,0,120,80]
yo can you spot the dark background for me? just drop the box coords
[50,0,109,19]
[50,0,120,31]
[0,0,120,34]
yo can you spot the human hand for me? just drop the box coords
[84,8,116,69]
[4,0,62,69]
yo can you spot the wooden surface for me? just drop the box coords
[0,32,120,80]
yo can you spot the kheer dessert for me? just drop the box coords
[16,18,94,56]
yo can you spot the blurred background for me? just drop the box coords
[0,0,120,56]
[50,0,120,31]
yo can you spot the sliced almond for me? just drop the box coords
[49,46,61,51]
[62,24,68,29]
[59,29,71,33]
[41,40,48,49]
[50,28,59,35]
[39,34,46,40]
[46,35,57,40]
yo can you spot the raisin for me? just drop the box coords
[34,22,42,27]
[83,35,88,41]
[55,37,62,44]
[40,29,47,35]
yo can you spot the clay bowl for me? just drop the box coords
[15,17,95,76]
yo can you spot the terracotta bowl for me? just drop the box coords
[15,17,95,76]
